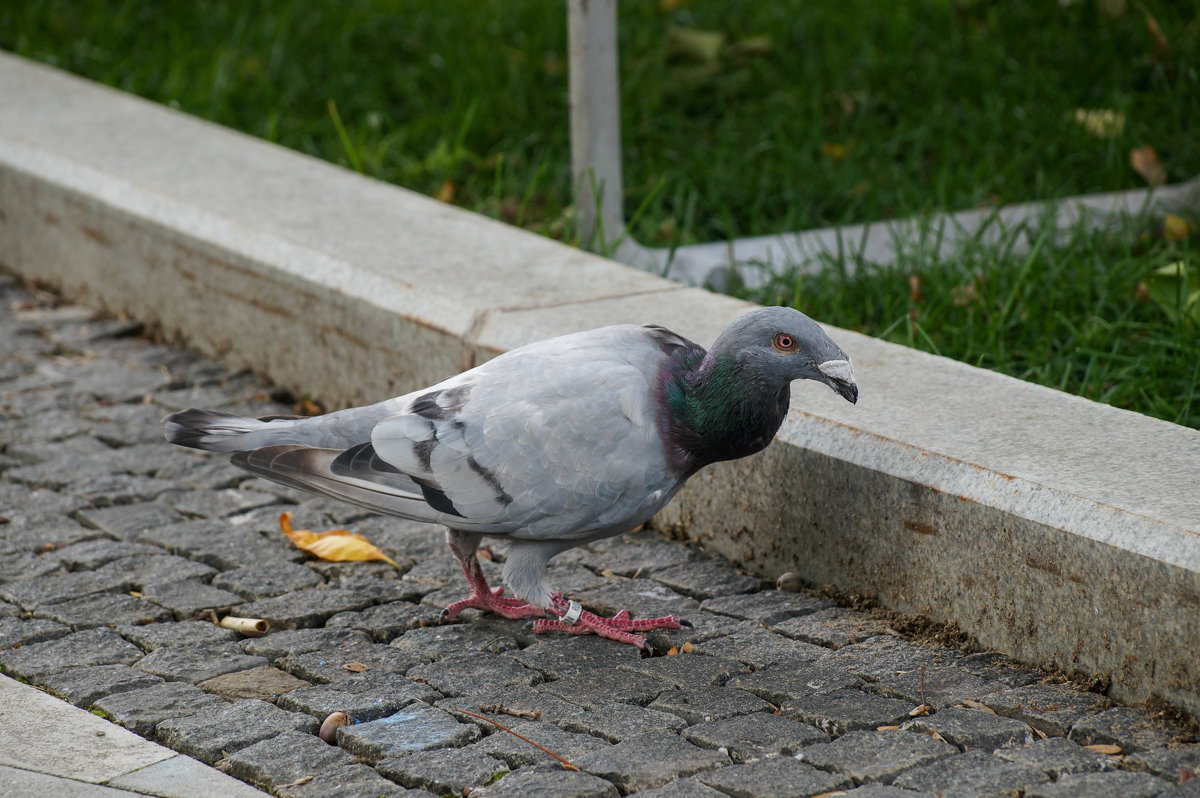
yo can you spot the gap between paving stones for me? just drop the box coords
[1,277,1197,797]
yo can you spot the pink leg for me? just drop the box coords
[532,594,684,648]
[442,534,545,621]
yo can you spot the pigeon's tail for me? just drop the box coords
[163,409,300,453]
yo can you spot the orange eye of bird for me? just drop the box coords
[773,333,796,352]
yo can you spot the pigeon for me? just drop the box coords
[163,306,857,647]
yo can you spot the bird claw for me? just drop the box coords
[442,591,546,621]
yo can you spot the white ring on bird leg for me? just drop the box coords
[560,600,583,625]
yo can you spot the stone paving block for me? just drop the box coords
[993,736,1118,778]
[1067,705,1182,753]
[93,681,229,736]
[470,719,611,768]
[618,653,744,690]
[438,684,584,729]
[649,560,761,601]
[403,555,503,591]
[478,767,620,798]
[833,787,937,798]
[796,729,957,784]
[102,442,189,477]
[697,754,852,798]
[684,711,829,762]
[781,688,916,736]
[1,518,105,556]
[233,587,374,629]
[210,562,324,599]
[726,658,863,704]
[67,473,178,506]
[277,670,439,722]
[0,626,144,678]
[197,665,312,702]
[1156,781,1200,798]
[572,579,702,622]
[75,502,183,542]
[321,571,426,605]
[1124,744,1200,780]
[376,746,508,795]
[284,641,423,683]
[34,592,173,629]
[955,651,1044,688]
[544,562,611,595]
[699,590,834,625]
[769,607,894,650]
[901,705,1036,751]
[541,666,673,710]
[48,538,163,570]
[561,531,701,574]
[641,611,750,653]
[159,487,281,519]
[0,569,132,610]
[117,620,239,650]
[274,762,414,798]
[242,626,369,662]
[35,662,165,707]
[647,686,775,725]
[981,684,1112,737]
[892,748,1049,794]
[510,634,643,680]
[839,637,1008,708]
[226,729,357,790]
[408,651,542,698]
[1023,770,1172,798]
[625,779,729,798]
[0,616,71,648]
[137,517,305,570]
[691,623,832,667]
[140,579,246,619]
[3,452,108,492]
[155,698,319,763]
[335,702,481,763]
[135,641,268,683]
[98,554,217,589]
[390,623,520,663]
[574,730,730,793]
[0,549,64,583]
[560,702,688,743]
[0,598,19,617]
[325,600,426,643]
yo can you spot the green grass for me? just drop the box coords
[3,0,1198,426]
[745,211,1200,428]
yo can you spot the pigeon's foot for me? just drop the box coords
[535,596,682,648]
[442,585,546,621]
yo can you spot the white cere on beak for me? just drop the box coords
[817,359,855,384]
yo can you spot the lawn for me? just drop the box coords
[3,0,1198,426]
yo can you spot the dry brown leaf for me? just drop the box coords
[1164,214,1190,242]
[1181,768,1194,783]
[279,512,402,569]
[1084,743,1123,755]
[909,703,934,717]
[666,646,679,656]
[1033,726,1048,740]
[437,179,456,203]
[680,641,695,654]
[1131,145,1168,186]
[876,725,901,731]
[342,661,370,673]
[959,699,996,714]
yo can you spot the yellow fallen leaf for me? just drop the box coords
[822,141,849,163]
[1163,214,1189,242]
[1131,145,1168,186]
[1085,743,1123,755]
[1073,108,1125,139]
[342,661,370,673]
[279,512,402,569]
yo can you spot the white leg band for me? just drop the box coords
[559,600,583,625]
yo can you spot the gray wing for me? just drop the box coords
[369,324,684,540]
[228,325,685,539]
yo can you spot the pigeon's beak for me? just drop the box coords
[817,359,858,404]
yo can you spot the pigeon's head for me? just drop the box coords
[717,307,858,404]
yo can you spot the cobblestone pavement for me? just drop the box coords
[1,268,1197,798]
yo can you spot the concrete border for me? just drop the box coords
[1,53,1197,713]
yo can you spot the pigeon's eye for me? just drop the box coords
[772,333,798,353]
